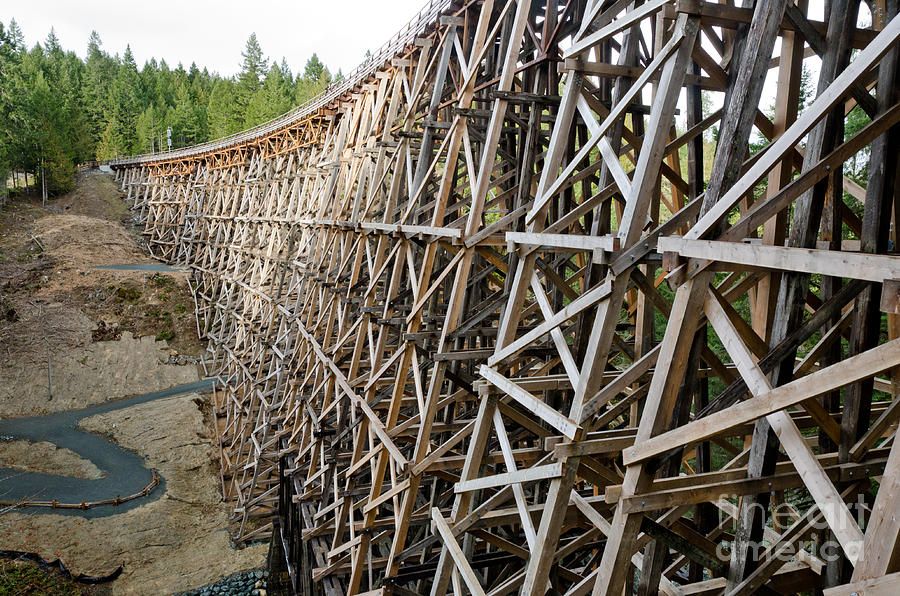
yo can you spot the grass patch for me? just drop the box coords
[0,559,94,595]
[114,286,142,303]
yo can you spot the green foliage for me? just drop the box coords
[844,104,872,182]
[0,24,337,195]
[245,62,294,127]
[0,25,87,194]
[0,560,86,595]
[296,53,333,105]
[207,78,240,137]
[236,32,267,115]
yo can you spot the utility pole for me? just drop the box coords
[40,155,47,207]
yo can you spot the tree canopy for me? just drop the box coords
[0,25,337,196]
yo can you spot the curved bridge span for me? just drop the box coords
[111,0,900,594]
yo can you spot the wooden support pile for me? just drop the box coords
[111,0,900,593]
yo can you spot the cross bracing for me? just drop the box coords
[111,0,900,593]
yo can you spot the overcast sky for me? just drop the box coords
[10,0,428,78]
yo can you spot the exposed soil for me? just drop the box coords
[0,327,200,417]
[0,173,265,594]
[0,393,266,595]
[0,172,205,367]
[0,439,104,480]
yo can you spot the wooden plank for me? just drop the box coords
[660,237,900,282]
[487,281,613,367]
[431,507,486,596]
[824,572,900,596]
[505,232,619,252]
[626,337,900,465]
[703,288,866,564]
[851,434,900,580]
[479,366,581,440]
[454,463,565,493]
[686,14,900,240]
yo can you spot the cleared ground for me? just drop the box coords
[0,173,264,594]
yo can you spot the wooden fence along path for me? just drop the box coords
[110,0,900,593]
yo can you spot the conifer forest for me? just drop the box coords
[0,20,337,195]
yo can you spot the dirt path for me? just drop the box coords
[0,389,267,594]
[0,379,214,512]
[0,173,265,594]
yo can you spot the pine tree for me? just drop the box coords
[0,21,337,192]
[303,53,326,82]
[102,44,140,157]
[45,28,62,56]
[17,48,75,192]
[83,30,115,146]
[136,105,156,153]
[155,59,176,107]
[296,53,332,105]
[7,19,24,53]
[235,33,267,127]
[207,78,239,137]
[239,33,267,87]
[172,82,204,146]
[279,58,293,86]
[188,61,200,84]
[246,62,293,126]
[0,22,16,186]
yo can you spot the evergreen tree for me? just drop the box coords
[0,20,337,195]
[0,22,16,186]
[236,33,267,126]
[246,62,293,126]
[18,47,76,192]
[7,19,24,53]
[45,28,62,56]
[279,58,293,86]
[304,53,326,81]
[154,59,176,107]
[100,44,140,158]
[136,105,157,153]
[296,53,331,104]
[83,30,115,145]
[172,81,205,146]
[207,78,239,137]
[188,61,200,84]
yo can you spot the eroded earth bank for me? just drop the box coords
[0,172,265,594]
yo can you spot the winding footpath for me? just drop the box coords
[0,378,214,517]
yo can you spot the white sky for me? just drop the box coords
[9,0,427,78]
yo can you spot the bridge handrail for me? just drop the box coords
[110,0,453,166]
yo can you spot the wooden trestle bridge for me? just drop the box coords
[110,0,900,593]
